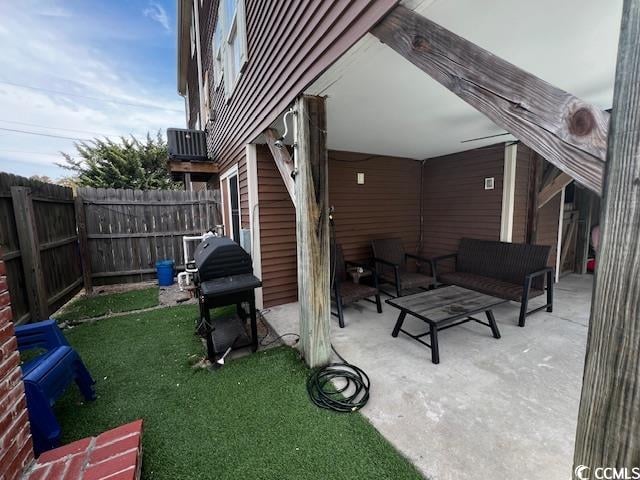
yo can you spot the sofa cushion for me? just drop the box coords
[439,272,543,302]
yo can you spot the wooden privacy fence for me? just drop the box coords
[0,174,82,324]
[78,187,221,287]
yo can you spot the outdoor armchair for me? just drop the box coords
[371,238,435,297]
[331,243,382,328]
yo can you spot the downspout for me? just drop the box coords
[193,0,205,129]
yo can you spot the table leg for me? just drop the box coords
[391,311,407,337]
[486,310,501,339]
[429,324,440,364]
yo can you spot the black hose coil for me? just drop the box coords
[306,362,370,412]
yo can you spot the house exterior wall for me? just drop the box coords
[421,144,505,258]
[255,145,296,307]
[184,0,397,166]
[0,253,34,480]
[255,147,423,308]
[329,151,422,263]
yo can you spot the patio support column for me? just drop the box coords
[499,142,517,242]
[573,0,640,474]
[294,95,331,368]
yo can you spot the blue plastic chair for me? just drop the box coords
[14,320,96,454]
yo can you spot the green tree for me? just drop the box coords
[59,132,179,190]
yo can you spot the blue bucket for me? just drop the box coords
[156,260,175,286]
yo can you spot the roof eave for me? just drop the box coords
[176,0,191,96]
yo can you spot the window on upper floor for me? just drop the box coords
[212,0,247,99]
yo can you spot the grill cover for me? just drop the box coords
[194,236,253,281]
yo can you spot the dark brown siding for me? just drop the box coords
[329,151,422,263]
[206,0,398,170]
[536,194,561,268]
[421,144,505,257]
[256,145,297,307]
[256,148,422,307]
[512,144,535,243]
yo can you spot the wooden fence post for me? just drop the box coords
[573,0,640,473]
[75,194,93,294]
[295,95,331,368]
[11,186,48,321]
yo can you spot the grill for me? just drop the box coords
[194,236,262,362]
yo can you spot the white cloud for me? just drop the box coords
[0,2,184,180]
[143,2,171,33]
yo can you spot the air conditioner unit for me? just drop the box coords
[167,128,208,161]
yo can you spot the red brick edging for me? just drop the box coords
[23,420,143,480]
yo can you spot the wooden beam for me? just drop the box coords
[537,172,573,209]
[11,187,48,321]
[295,95,331,368]
[168,160,219,174]
[372,5,609,194]
[265,128,296,203]
[573,0,640,472]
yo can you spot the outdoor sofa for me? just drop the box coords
[431,238,554,327]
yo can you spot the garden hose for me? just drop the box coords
[306,345,370,412]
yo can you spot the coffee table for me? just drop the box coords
[386,285,507,364]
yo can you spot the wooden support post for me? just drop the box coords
[574,188,594,274]
[74,195,93,295]
[265,128,296,203]
[11,187,48,321]
[295,95,331,368]
[573,0,640,473]
[372,5,609,194]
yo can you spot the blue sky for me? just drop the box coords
[0,0,185,180]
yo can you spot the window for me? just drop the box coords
[212,0,247,98]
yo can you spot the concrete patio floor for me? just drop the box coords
[262,274,593,480]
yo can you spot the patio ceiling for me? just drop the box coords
[304,0,622,160]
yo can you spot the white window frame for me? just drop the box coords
[212,0,248,99]
[212,1,225,89]
[220,164,242,241]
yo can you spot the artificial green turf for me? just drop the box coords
[56,306,423,480]
[54,287,159,323]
